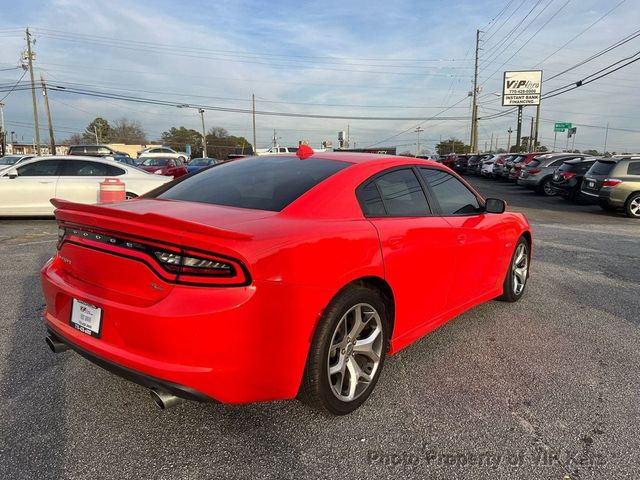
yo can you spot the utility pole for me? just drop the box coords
[40,72,55,155]
[25,28,41,155]
[507,127,512,153]
[199,108,207,158]
[533,103,541,150]
[489,132,494,153]
[470,29,480,153]
[347,124,350,149]
[495,136,499,152]
[529,117,534,151]
[0,102,5,156]
[515,106,523,151]
[414,126,424,155]
[252,94,256,155]
[603,122,609,155]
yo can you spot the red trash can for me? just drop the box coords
[99,178,126,203]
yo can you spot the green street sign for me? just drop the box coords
[555,122,572,130]
[554,127,565,132]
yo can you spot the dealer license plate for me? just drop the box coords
[70,299,102,338]
[588,181,595,188]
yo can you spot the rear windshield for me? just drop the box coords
[589,160,616,176]
[528,160,541,168]
[154,156,351,211]
[142,158,169,167]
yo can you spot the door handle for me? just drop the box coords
[457,234,467,245]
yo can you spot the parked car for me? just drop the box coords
[139,157,188,179]
[581,157,640,218]
[550,158,598,202]
[186,157,222,173]
[0,156,173,216]
[465,155,483,175]
[501,154,523,180]
[137,146,190,163]
[41,152,532,415]
[481,157,496,177]
[518,153,592,196]
[508,152,546,181]
[67,145,121,157]
[0,154,35,170]
[492,154,512,178]
[442,153,457,169]
[453,154,469,173]
[112,153,137,166]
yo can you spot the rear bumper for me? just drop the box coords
[41,255,329,404]
[46,326,215,403]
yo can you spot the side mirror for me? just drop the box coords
[485,198,506,214]
[7,169,18,179]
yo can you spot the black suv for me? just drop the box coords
[67,145,120,157]
[550,158,597,202]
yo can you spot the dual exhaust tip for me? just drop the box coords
[45,334,183,409]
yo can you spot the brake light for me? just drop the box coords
[602,179,622,187]
[560,172,576,179]
[528,169,541,174]
[154,251,233,276]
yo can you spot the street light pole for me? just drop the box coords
[414,126,424,155]
[199,108,207,158]
[507,128,513,153]
[0,102,5,156]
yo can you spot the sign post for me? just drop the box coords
[553,122,571,151]
[502,71,543,151]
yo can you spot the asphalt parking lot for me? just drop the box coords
[0,177,638,480]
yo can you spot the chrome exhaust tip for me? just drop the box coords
[150,389,184,409]
[45,335,70,353]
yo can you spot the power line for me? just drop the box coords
[0,69,27,103]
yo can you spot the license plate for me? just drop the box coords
[70,299,103,338]
[588,181,595,188]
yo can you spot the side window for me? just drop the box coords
[17,160,61,176]
[550,159,565,167]
[420,168,481,215]
[576,162,593,174]
[358,168,430,217]
[627,162,640,175]
[84,146,98,155]
[106,165,125,176]
[97,147,111,155]
[62,161,109,176]
[161,148,173,153]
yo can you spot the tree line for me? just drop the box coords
[64,117,253,159]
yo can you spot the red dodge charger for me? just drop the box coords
[41,150,532,414]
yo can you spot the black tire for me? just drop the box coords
[536,177,557,196]
[125,192,138,200]
[625,192,640,218]
[496,236,530,302]
[298,285,388,415]
[598,201,616,212]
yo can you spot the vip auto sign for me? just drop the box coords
[502,70,543,106]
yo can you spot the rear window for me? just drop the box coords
[154,156,351,211]
[528,160,541,168]
[143,158,169,167]
[590,160,616,176]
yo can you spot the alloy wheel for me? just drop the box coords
[543,180,556,196]
[327,303,383,402]
[512,243,528,295]
[629,197,640,217]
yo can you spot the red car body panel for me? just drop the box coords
[140,160,188,179]
[41,154,531,404]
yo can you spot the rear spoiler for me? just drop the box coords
[50,198,252,240]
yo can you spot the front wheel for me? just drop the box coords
[125,192,138,200]
[497,237,530,302]
[537,178,557,196]
[298,285,388,415]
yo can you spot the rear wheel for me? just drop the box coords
[537,177,557,196]
[625,193,640,218]
[497,237,529,302]
[298,285,388,415]
[125,192,138,200]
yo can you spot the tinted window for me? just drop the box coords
[357,182,386,216]
[142,158,169,167]
[420,168,481,215]
[0,156,22,165]
[549,159,565,167]
[17,160,61,176]
[589,160,616,176]
[628,162,640,175]
[366,169,430,216]
[528,160,541,168]
[155,156,350,212]
[62,161,124,176]
[575,161,595,174]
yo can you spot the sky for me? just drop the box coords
[0,0,639,154]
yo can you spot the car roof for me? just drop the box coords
[12,155,131,168]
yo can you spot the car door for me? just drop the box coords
[419,167,507,308]
[357,167,457,342]
[56,160,126,204]
[0,159,62,215]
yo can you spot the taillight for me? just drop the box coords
[528,168,541,174]
[58,225,249,286]
[560,172,576,179]
[602,179,622,187]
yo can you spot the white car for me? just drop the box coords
[137,147,189,162]
[481,159,496,177]
[0,156,173,216]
